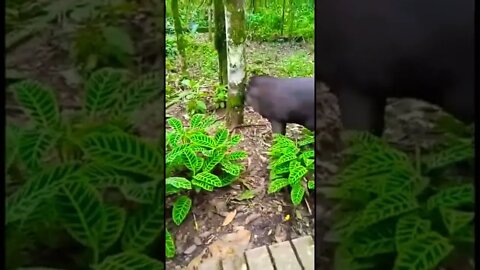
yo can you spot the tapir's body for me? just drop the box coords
[246,76,314,134]
[316,0,474,135]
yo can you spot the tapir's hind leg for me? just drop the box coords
[271,121,287,135]
[335,87,386,136]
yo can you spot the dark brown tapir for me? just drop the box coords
[316,0,475,135]
[245,76,314,134]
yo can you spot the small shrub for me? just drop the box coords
[213,84,228,109]
[6,68,165,269]
[323,131,474,270]
[267,133,314,205]
[165,114,248,257]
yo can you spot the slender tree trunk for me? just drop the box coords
[224,0,246,128]
[171,0,187,73]
[214,0,228,85]
[287,0,294,37]
[208,1,214,41]
[280,0,286,36]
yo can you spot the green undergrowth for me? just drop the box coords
[6,0,140,77]
[267,132,315,205]
[320,123,474,270]
[165,114,247,258]
[6,68,165,270]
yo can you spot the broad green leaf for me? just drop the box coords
[166,132,182,147]
[94,252,163,270]
[359,192,418,228]
[268,178,289,194]
[299,150,314,160]
[393,232,453,270]
[219,173,238,187]
[349,225,396,258]
[288,164,308,185]
[427,184,474,210]
[422,139,474,172]
[221,160,244,176]
[227,134,241,147]
[439,208,474,235]
[189,114,204,129]
[6,163,81,225]
[18,129,58,171]
[275,152,297,166]
[166,177,192,190]
[298,136,314,147]
[307,180,315,189]
[172,196,192,225]
[101,26,134,55]
[166,145,186,163]
[121,181,157,204]
[214,128,229,145]
[182,145,201,174]
[100,206,126,252]
[83,132,163,177]
[290,184,305,205]
[165,229,176,258]
[114,73,162,115]
[395,215,431,249]
[226,151,248,161]
[56,181,105,250]
[189,133,216,148]
[167,117,183,132]
[83,165,134,188]
[193,172,223,187]
[85,68,127,116]
[203,149,225,172]
[191,179,214,191]
[13,80,60,128]
[122,204,164,251]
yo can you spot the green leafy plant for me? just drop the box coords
[72,23,135,74]
[165,114,248,257]
[176,78,208,115]
[279,52,314,77]
[6,68,165,269]
[267,133,314,205]
[213,84,228,109]
[321,130,474,270]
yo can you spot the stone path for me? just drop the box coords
[242,235,314,270]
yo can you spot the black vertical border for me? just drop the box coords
[474,0,479,266]
[161,0,168,265]
[1,0,7,264]
[313,0,319,268]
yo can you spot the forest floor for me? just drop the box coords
[165,34,315,269]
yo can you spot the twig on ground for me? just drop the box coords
[304,196,312,215]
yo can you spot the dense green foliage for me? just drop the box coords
[320,127,474,270]
[267,133,315,205]
[165,114,247,257]
[6,0,143,76]
[6,69,164,270]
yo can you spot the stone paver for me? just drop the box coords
[191,235,315,270]
[291,236,314,270]
[268,241,302,270]
[245,246,274,270]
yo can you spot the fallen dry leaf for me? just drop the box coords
[222,209,237,226]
